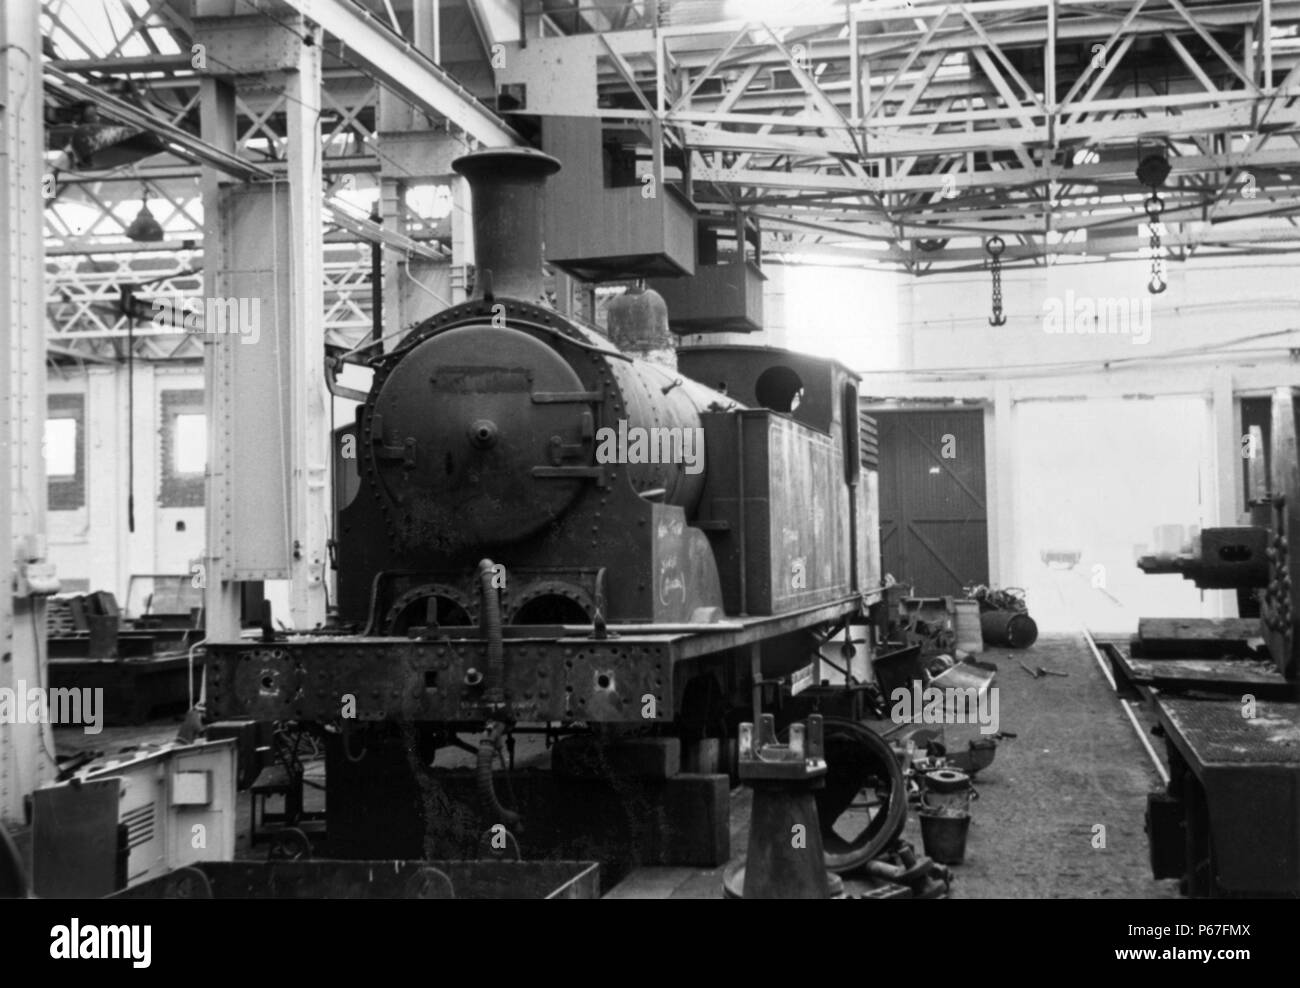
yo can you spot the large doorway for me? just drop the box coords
[876,410,990,597]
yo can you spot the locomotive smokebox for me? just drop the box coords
[452,148,561,303]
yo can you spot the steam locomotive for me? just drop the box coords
[204,148,887,864]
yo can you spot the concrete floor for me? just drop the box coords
[915,635,1178,899]
[608,634,1181,898]
[17,633,1180,898]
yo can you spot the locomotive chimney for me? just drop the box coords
[452,148,561,303]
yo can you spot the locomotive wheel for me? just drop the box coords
[783,716,907,874]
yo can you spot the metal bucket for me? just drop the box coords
[919,811,971,865]
[980,610,1039,648]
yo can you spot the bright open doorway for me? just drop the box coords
[1011,394,1217,635]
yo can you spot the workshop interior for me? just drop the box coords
[1,0,1298,903]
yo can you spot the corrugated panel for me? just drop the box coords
[859,410,879,469]
[121,803,155,850]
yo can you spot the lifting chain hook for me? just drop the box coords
[985,236,1007,326]
[1144,194,1167,295]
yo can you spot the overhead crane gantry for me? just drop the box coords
[37,0,1300,332]
[490,0,1300,272]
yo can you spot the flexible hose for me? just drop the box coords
[477,720,521,829]
[475,558,519,829]
[342,721,367,763]
[478,558,504,707]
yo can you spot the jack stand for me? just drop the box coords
[728,714,835,899]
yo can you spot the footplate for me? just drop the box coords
[203,636,674,724]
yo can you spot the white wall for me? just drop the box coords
[46,363,206,614]
[769,254,1300,632]
[895,255,1300,373]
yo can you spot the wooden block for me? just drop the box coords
[650,773,730,867]
[682,738,720,774]
[1136,617,1263,657]
[1139,617,1262,641]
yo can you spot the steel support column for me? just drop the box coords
[197,5,327,636]
[284,27,329,630]
[376,6,458,344]
[198,70,241,642]
[1212,371,1242,617]
[1,0,52,824]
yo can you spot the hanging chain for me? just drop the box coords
[1145,194,1167,295]
[985,236,1006,326]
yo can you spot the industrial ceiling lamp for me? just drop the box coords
[126,186,164,243]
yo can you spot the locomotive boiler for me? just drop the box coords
[339,151,730,635]
[203,147,886,867]
[338,148,873,643]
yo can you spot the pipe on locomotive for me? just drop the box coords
[477,557,506,708]
[475,556,520,831]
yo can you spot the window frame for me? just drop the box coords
[159,389,206,508]
[47,393,86,511]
